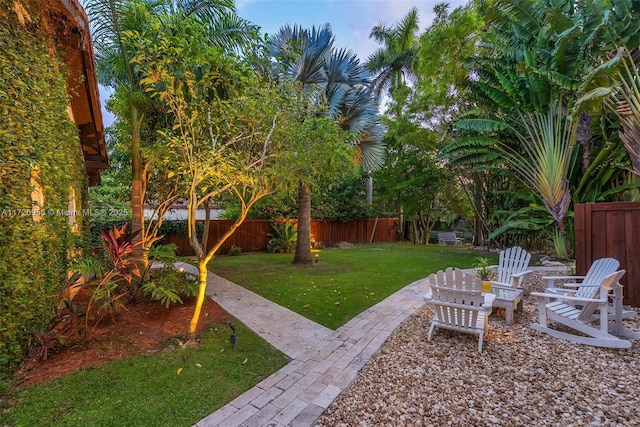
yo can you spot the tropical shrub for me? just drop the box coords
[222,173,382,221]
[266,216,298,253]
[139,269,197,308]
[311,174,382,221]
[140,244,198,307]
[87,218,131,247]
[228,245,243,256]
[85,224,141,323]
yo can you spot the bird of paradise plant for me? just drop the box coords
[501,100,577,255]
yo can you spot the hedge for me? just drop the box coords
[0,0,88,382]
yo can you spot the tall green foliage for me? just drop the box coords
[438,0,640,252]
[84,0,257,268]
[0,1,87,379]
[371,4,480,243]
[130,13,318,342]
[507,102,576,228]
[375,116,469,244]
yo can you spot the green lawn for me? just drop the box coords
[1,243,491,426]
[0,322,288,427]
[210,242,494,329]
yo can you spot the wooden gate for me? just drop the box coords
[574,202,640,306]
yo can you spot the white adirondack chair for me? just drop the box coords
[492,246,532,289]
[424,268,495,353]
[531,270,640,348]
[543,258,635,320]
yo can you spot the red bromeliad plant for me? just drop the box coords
[85,224,142,326]
[32,225,185,360]
[100,223,142,282]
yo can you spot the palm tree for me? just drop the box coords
[366,7,419,111]
[366,8,419,217]
[84,0,256,271]
[266,24,332,265]
[266,24,385,264]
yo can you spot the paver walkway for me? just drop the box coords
[178,263,333,360]
[185,263,567,427]
[181,261,429,427]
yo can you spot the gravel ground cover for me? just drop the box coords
[316,271,640,426]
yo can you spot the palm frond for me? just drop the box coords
[575,50,622,95]
[366,48,388,72]
[369,66,394,100]
[439,135,502,166]
[268,24,333,86]
[440,136,498,153]
[396,7,419,50]
[204,11,259,52]
[325,48,370,86]
[454,118,510,132]
[474,81,517,109]
[358,138,386,172]
[572,87,615,115]
[84,0,135,87]
[175,0,234,20]
[369,24,393,45]
[338,87,378,134]
[94,43,129,87]
[322,82,349,119]
[608,48,640,176]
[365,8,419,101]
[448,151,503,166]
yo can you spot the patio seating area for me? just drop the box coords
[316,270,640,426]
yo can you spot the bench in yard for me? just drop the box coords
[437,231,463,246]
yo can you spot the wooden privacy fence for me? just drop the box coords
[166,217,399,256]
[310,218,398,246]
[575,202,640,307]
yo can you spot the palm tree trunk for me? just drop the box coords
[473,177,486,246]
[555,218,573,259]
[577,112,593,172]
[130,106,146,276]
[293,182,312,264]
[618,114,640,177]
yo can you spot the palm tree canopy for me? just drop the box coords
[266,23,386,172]
[267,24,334,86]
[367,7,420,100]
[85,0,257,89]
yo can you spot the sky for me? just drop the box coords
[236,0,467,61]
[98,0,468,127]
